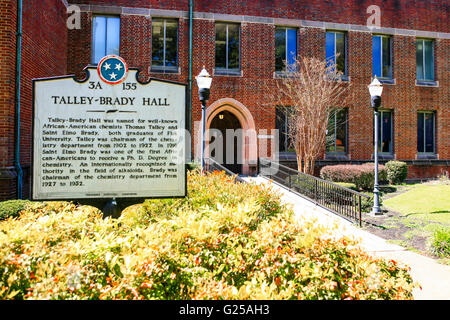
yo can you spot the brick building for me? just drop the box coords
[0,0,449,200]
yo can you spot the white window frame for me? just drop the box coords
[91,15,120,64]
[215,23,241,73]
[417,111,436,154]
[275,27,297,72]
[326,31,348,76]
[151,18,179,72]
[416,39,435,81]
[373,35,393,79]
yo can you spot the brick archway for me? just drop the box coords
[205,98,258,175]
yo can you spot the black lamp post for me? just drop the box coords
[368,77,383,216]
[196,67,212,173]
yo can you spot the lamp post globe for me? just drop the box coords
[368,77,383,216]
[196,67,212,173]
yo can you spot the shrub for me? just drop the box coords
[186,162,201,171]
[332,183,381,213]
[428,227,450,258]
[320,163,386,191]
[0,200,31,221]
[385,161,408,185]
[0,171,415,300]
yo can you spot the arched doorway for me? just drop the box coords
[209,110,242,174]
[203,98,258,176]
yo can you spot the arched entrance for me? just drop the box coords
[204,98,258,176]
[209,110,242,174]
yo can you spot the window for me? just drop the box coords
[152,19,178,72]
[375,110,393,154]
[372,35,392,79]
[92,16,120,64]
[275,107,295,153]
[417,112,435,153]
[275,27,297,72]
[326,31,346,75]
[215,23,240,73]
[416,39,434,81]
[326,109,347,153]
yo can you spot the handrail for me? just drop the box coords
[204,158,246,183]
[259,158,369,198]
[259,158,369,226]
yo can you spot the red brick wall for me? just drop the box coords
[0,0,17,199]
[408,165,449,180]
[2,0,449,200]
[70,0,448,33]
[64,1,450,180]
[0,0,68,200]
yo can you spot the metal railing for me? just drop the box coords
[204,158,246,183]
[259,158,370,226]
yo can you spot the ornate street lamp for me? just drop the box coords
[368,77,383,215]
[196,67,212,173]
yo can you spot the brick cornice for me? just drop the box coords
[70,4,450,39]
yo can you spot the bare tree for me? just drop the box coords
[269,56,351,175]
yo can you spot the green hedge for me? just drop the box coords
[320,163,387,191]
[0,200,31,221]
[385,161,408,185]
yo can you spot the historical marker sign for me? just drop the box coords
[32,56,186,200]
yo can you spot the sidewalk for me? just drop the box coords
[243,176,450,300]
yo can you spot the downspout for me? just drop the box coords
[14,0,23,199]
[188,0,193,160]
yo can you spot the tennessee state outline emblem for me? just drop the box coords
[97,55,128,85]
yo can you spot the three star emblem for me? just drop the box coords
[97,55,128,85]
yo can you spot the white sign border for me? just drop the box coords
[31,66,188,202]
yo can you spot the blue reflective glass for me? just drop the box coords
[372,36,381,77]
[92,17,106,64]
[92,16,120,64]
[106,17,120,57]
[286,29,297,70]
[325,32,336,70]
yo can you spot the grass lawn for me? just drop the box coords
[363,181,450,264]
[383,184,450,223]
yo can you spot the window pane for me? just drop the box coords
[325,32,335,71]
[215,24,227,69]
[372,36,381,77]
[152,20,164,66]
[326,111,336,152]
[275,28,286,72]
[227,24,240,70]
[380,111,392,153]
[425,113,435,153]
[417,113,424,153]
[106,17,120,57]
[276,107,287,152]
[382,37,391,78]
[424,40,434,80]
[286,29,297,70]
[92,17,106,64]
[165,20,178,67]
[335,33,346,74]
[416,40,424,80]
[335,109,347,152]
